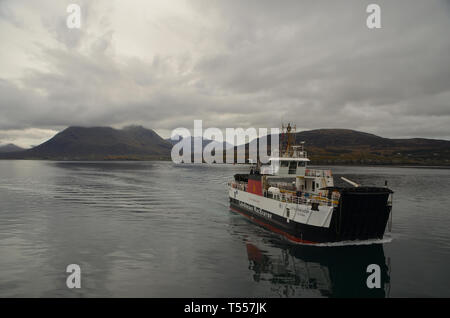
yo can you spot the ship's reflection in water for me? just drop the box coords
[244,239,390,297]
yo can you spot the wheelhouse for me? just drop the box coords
[260,157,309,176]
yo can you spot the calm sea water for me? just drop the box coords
[0,161,449,297]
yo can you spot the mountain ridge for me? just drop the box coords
[0,143,24,153]
[0,126,449,165]
[0,126,172,160]
[238,128,450,165]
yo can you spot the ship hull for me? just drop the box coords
[229,187,392,244]
[230,200,331,244]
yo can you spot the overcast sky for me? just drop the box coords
[1,0,450,147]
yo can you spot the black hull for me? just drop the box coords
[230,187,392,244]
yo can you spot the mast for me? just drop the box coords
[281,123,296,157]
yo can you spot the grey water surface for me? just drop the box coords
[0,161,449,297]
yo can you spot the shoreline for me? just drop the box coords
[0,158,449,169]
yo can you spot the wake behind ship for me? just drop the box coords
[228,124,393,244]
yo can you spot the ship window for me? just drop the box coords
[297,161,306,167]
[312,181,315,191]
[281,161,289,167]
[288,161,297,174]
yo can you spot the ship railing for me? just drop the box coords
[229,181,338,207]
[264,190,339,207]
[229,181,247,192]
[270,182,296,191]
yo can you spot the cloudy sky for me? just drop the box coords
[0,0,449,147]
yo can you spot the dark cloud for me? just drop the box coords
[0,0,449,146]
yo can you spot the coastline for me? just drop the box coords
[1,157,449,168]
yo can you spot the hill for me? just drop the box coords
[0,143,24,153]
[0,126,172,160]
[295,129,450,165]
[1,127,448,165]
[235,129,450,165]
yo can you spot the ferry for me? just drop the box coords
[228,124,393,244]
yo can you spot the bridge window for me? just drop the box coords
[281,161,289,167]
[288,161,297,174]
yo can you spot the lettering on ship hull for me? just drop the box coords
[238,201,272,219]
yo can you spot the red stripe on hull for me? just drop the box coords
[230,206,317,245]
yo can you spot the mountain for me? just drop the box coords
[0,143,24,153]
[234,129,450,165]
[293,129,450,165]
[0,126,172,160]
[1,126,448,164]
